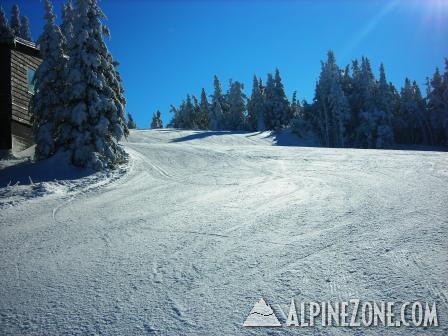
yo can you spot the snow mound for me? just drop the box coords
[0,148,128,208]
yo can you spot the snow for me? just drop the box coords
[1,129,447,335]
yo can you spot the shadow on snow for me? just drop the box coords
[0,151,93,188]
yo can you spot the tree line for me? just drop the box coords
[169,51,448,148]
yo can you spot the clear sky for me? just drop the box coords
[2,0,448,128]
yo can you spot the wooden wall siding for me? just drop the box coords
[11,120,34,151]
[0,44,12,149]
[10,49,41,126]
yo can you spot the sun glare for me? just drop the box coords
[412,0,448,31]
[422,0,448,15]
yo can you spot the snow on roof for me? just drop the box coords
[13,36,40,51]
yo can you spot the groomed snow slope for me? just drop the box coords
[1,129,447,335]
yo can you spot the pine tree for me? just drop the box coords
[31,0,67,160]
[396,78,427,144]
[227,80,246,130]
[168,104,181,128]
[313,51,350,147]
[341,65,352,97]
[61,1,74,50]
[355,57,378,148]
[10,4,20,36]
[275,69,293,126]
[198,88,209,130]
[346,59,362,142]
[19,16,31,41]
[247,76,258,131]
[105,57,128,138]
[264,69,291,130]
[373,63,394,148]
[209,75,224,130]
[192,95,201,129]
[151,110,163,129]
[183,95,196,129]
[412,80,430,143]
[256,78,266,131]
[427,64,448,145]
[127,113,136,129]
[0,7,13,41]
[443,59,448,144]
[290,91,300,118]
[246,75,266,132]
[263,73,276,130]
[63,0,128,169]
[351,62,396,148]
[170,95,196,129]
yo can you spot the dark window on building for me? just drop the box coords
[27,68,36,95]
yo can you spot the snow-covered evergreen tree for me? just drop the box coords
[427,64,448,145]
[169,90,209,130]
[442,59,448,144]
[184,95,197,129]
[31,0,67,160]
[0,7,13,41]
[395,78,428,144]
[291,98,316,139]
[104,56,129,138]
[344,59,362,142]
[341,65,352,98]
[198,88,209,130]
[376,64,391,114]
[290,91,300,118]
[168,103,181,128]
[62,0,128,169]
[352,62,396,148]
[127,113,136,129]
[151,110,163,129]
[355,57,378,147]
[10,4,20,36]
[263,73,276,129]
[192,95,201,129]
[60,1,74,50]
[264,69,291,130]
[373,63,395,148]
[227,80,246,130]
[256,78,266,131]
[209,75,224,130]
[313,51,350,147]
[19,16,31,41]
[170,95,197,129]
[247,76,258,131]
[246,76,266,132]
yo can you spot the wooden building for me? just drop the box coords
[0,37,41,151]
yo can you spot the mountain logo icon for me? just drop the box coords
[243,298,281,327]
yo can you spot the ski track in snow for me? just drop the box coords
[0,129,448,335]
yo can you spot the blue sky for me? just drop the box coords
[2,0,448,128]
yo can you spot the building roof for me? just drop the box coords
[0,36,40,58]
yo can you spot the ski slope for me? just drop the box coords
[1,129,447,335]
